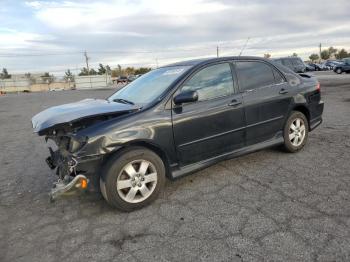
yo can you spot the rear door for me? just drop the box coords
[172,62,246,165]
[235,60,291,145]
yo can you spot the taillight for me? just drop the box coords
[316,82,320,91]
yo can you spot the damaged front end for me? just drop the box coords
[45,131,92,201]
[31,98,140,201]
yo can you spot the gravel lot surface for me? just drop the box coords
[1,71,350,262]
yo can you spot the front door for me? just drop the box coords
[172,62,246,166]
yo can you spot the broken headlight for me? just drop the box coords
[68,136,87,153]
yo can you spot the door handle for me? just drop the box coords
[228,100,242,107]
[279,88,288,94]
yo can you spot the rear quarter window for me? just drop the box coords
[284,72,301,86]
[272,68,285,84]
[273,63,301,86]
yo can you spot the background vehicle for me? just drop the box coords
[305,64,315,71]
[333,58,350,74]
[116,76,129,84]
[49,87,65,91]
[272,57,306,73]
[32,56,324,211]
[308,63,323,71]
[127,75,138,82]
[323,60,341,70]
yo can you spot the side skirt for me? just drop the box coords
[171,133,284,179]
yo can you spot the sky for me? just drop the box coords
[1,0,350,75]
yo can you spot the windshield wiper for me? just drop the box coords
[113,98,134,105]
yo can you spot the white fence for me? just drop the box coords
[75,75,112,90]
[0,74,114,92]
[0,78,31,91]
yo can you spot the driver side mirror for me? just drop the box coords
[173,90,198,105]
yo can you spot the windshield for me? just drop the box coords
[108,66,191,105]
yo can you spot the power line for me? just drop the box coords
[0,52,84,57]
[0,46,223,58]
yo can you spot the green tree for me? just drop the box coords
[89,68,97,75]
[0,68,11,79]
[135,67,152,75]
[328,46,338,57]
[41,72,54,83]
[78,67,97,76]
[263,53,271,59]
[98,63,106,75]
[124,67,135,76]
[321,50,330,60]
[97,64,111,75]
[78,67,89,76]
[111,64,122,77]
[25,73,36,84]
[292,53,298,57]
[64,69,74,81]
[309,53,320,62]
[335,49,349,59]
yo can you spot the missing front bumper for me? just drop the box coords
[49,174,89,202]
[46,146,103,197]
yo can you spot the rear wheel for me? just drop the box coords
[100,147,165,211]
[283,111,309,153]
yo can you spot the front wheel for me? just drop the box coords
[283,111,309,153]
[100,147,166,211]
[335,68,342,74]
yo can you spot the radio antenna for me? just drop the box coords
[239,37,250,56]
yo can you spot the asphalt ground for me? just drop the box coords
[0,71,350,262]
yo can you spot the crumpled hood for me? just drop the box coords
[32,98,140,133]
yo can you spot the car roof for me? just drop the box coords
[163,56,271,68]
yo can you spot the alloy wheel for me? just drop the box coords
[116,159,158,203]
[289,118,306,147]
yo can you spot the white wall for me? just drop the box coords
[75,75,112,89]
[0,78,31,88]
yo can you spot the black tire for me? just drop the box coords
[100,146,166,211]
[335,68,342,74]
[283,111,309,153]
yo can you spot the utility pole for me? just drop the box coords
[84,51,90,74]
[156,58,159,68]
[83,51,92,89]
[319,43,322,61]
[216,46,219,57]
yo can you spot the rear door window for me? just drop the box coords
[235,61,275,92]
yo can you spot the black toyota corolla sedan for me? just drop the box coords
[32,56,324,211]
